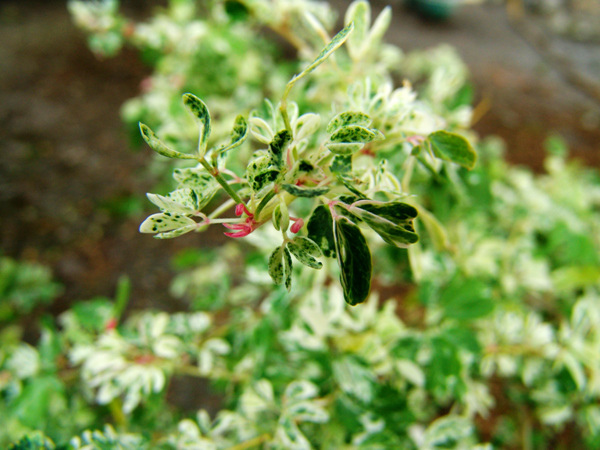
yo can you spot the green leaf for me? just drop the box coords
[326,111,371,134]
[268,130,291,167]
[417,206,449,251]
[345,0,370,58]
[139,123,196,160]
[287,236,323,269]
[307,205,336,258]
[334,217,372,305]
[8,433,55,450]
[439,277,494,320]
[281,184,330,198]
[427,130,477,170]
[139,212,196,239]
[182,93,211,151]
[293,22,354,83]
[11,375,63,428]
[333,355,375,403]
[272,202,289,231]
[348,200,419,247]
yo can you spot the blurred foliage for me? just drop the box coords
[1,0,599,448]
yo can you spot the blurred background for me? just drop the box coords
[1,0,599,318]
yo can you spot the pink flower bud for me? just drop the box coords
[105,318,118,331]
[291,218,304,233]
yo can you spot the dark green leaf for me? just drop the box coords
[427,131,477,170]
[269,130,291,167]
[439,277,494,320]
[287,236,323,269]
[334,217,372,305]
[281,184,330,198]
[182,93,211,148]
[307,205,336,258]
[139,123,196,160]
[350,200,419,247]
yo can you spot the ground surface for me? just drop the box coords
[1,0,599,315]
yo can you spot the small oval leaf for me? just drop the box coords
[139,123,196,160]
[326,111,371,134]
[427,130,477,170]
[287,236,323,269]
[183,93,211,149]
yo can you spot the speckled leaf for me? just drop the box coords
[218,115,248,153]
[153,224,197,239]
[307,205,336,258]
[171,169,220,210]
[294,22,354,82]
[139,213,196,239]
[427,130,477,170]
[294,113,321,141]
[330,155,352,175]
[326,142,364,155]
[334,217,372,305]
[287,236,323,269]
[277,416,311,449]
[269,130,291,167]
[147,189,198,215]
[351,200,419,247]
[246,152,281,193]
[330,125,377,144]
[268,245,293,290]
[281,184,330,198]
[182,93,211,150]
[326,111,371,134]
[283,246,293,291]
[139,123,196,160]
[268,245,285,285]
